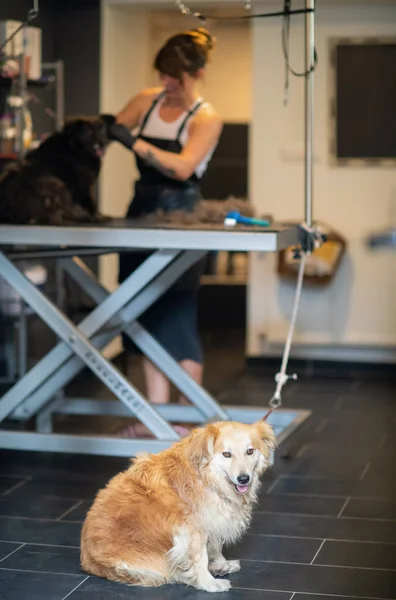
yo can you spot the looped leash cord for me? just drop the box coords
[262,252,306,421]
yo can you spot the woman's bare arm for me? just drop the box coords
[116,88,162,130]
[132,106,223,181]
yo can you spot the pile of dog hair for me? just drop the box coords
[153,197,262,226]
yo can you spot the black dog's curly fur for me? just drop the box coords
[0,116,110,225]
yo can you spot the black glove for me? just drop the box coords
[100,114,137,151]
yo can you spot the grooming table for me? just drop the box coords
[0,219,311,456]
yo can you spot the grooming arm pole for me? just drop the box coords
[305,0,315,228]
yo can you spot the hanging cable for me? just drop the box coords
[281,0,318,104]
[175,1,315,23]
[174,1,318,106]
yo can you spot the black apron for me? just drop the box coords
[119,91,205,292]
[118,92,205,362]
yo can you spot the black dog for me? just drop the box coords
[0,116,110,225]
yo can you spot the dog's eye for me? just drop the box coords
[222,452,232,458]
[246,449,254,456]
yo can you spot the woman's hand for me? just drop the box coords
[100,114,138,150]
[133,106,223,181]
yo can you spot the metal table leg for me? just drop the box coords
[61,256,228,421]
[0,251,179,440]
[10,250,208,421]
[3,249,181,420]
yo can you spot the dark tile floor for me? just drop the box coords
[1,336,396,599]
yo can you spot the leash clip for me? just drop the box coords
[275,372,298,385]
[269,372,298,409]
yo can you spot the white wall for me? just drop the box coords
[99,3,151,356]
[99,4,151,287]
[248,3,396,361]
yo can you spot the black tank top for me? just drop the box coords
[135,90,204,188]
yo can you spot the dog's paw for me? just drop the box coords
[201,578,232,593]
[210,560,241,576]
[224,560,241,574]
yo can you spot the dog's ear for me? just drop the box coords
[184,424,218,468]
[62,118,84,140]
[252,420,276,458]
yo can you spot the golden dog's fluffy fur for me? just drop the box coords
[80,420,275,593]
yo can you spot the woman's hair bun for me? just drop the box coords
[186,27,216,52]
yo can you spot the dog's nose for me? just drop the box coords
[237,474,250,485]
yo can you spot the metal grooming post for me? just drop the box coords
[17,26,28,159]
[305,0,315,227]
[271,0,318,457]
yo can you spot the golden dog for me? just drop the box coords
[80,420,275,593]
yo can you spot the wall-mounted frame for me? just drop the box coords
[328,36,396,167]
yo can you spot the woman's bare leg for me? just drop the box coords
[142,357,171,404]
[178,359,204,404]
[118,358,202,437]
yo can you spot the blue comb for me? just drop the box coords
[224,211,270,228]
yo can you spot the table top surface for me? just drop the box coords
[0,219,300,253]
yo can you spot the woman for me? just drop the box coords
[104,28,223,434]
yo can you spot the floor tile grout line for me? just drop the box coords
[7,533,396,546]
[0,543,25,564]
[1,479,29,497]
[254,510,396,522]
[0,510,396,524]
[265,480,280,494]
[310,539,326,565]
[314,418,329,434]
[246,533,396,545]
[359,462,371,482]
[276,475,360,481]
[1,491,94,502]
[1,566,391,600]
[63,575,90,599]
[57,500,84,522]
[295,444,308,459]
[0,515,82,523]
[0,474,32,482]
[2,555,396,575]
[307,562,396,572]
[264,491,393,501]
[0,540,80,549]
[337,497,351,518]
[377,433,389,450]
[233,586,396,600]
[238,558,396,572]
[0,566,85,577]
[334,396,345,410]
